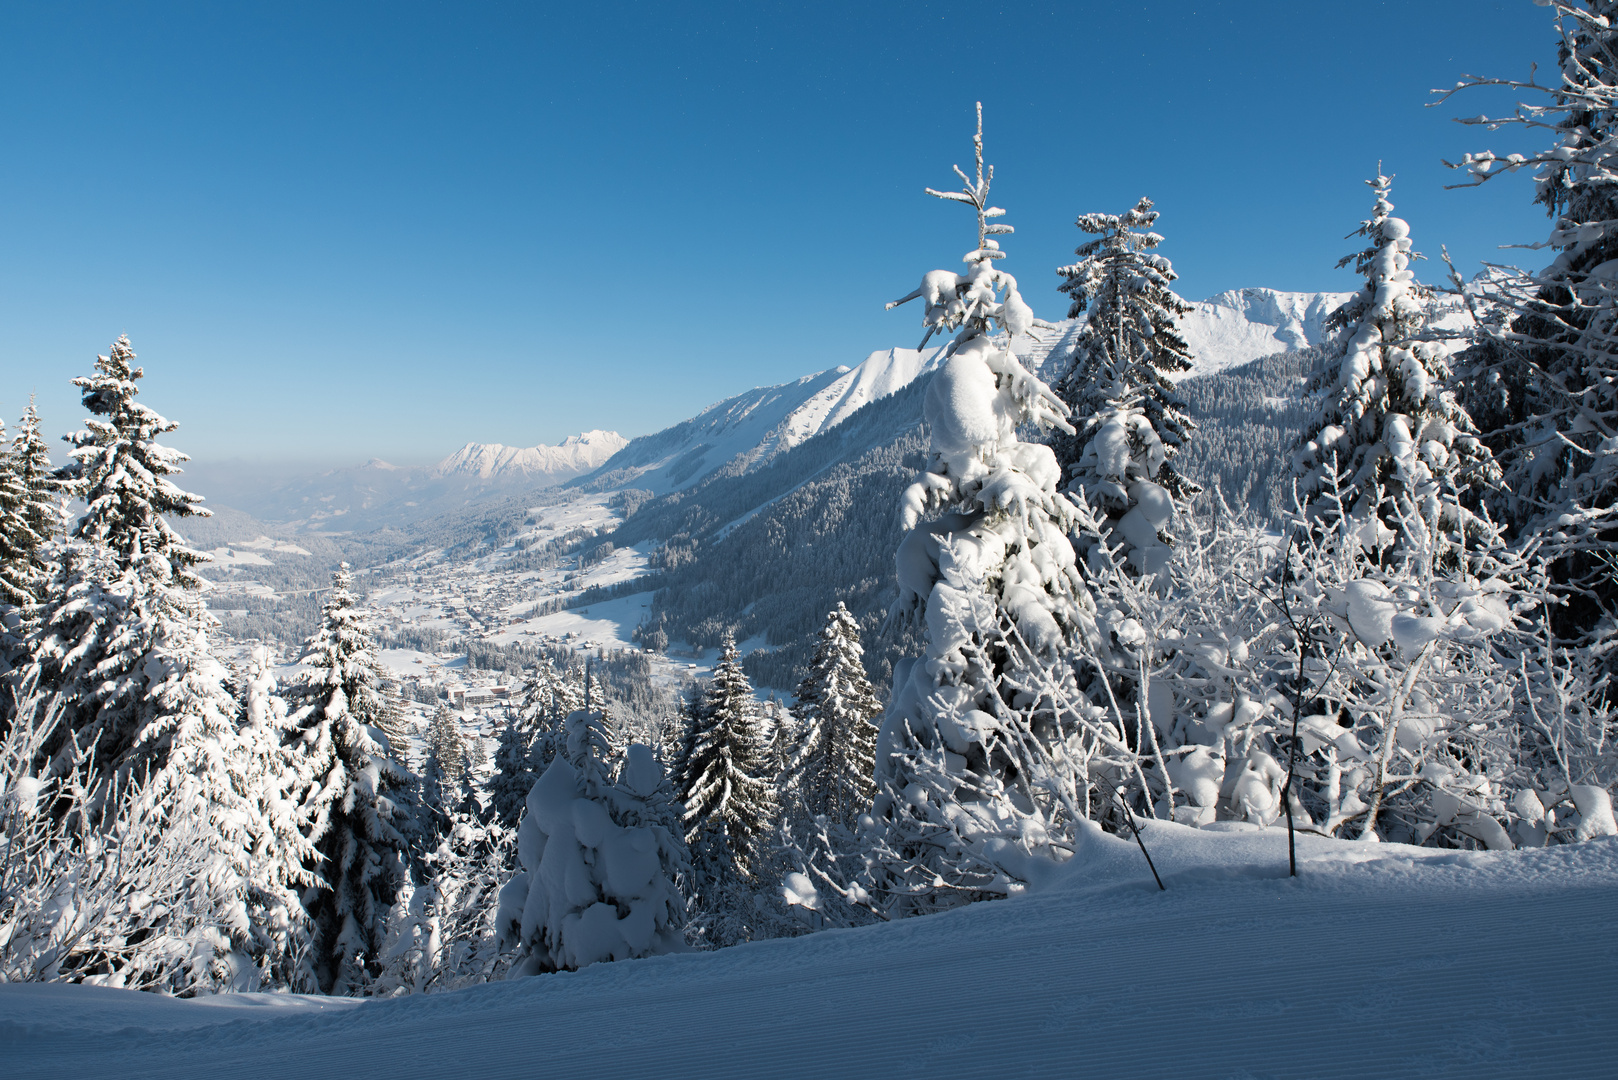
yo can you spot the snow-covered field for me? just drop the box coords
[6,828,1613,1079]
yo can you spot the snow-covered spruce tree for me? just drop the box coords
[1437,1,1618,643]
[1291,172,1499,566]
[672,631,776,945]
[498,706,688,973]
[1052,197,1198,576]
[784,602,879,827]
[26,338,225,788]
[866,106,1101,917]
[1,401,61,699]
[290,563,416,995]
[233,649,318,990]
[422,701,466,821]
[519,656,579,770]
[489,717,535,828]
[13,338,277,989]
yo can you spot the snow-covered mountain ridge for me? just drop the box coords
[578,286,1350,496]
[1027,286,1353,383]
[431,430,627,481]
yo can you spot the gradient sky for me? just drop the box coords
[0,1,1559,469]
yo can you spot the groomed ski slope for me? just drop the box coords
[4,826,1615,1080]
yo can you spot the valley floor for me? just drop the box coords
[3,827,1614,1079]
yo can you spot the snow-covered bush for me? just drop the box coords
[374,791,516,995]
[501,709,687,973]
[0,697,226,991]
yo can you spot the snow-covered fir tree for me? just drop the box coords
[519,656,579,769]
[290,563,416,995]
[423,703,466,792]
[233,649,319,991]
[783,603,879,828]
[1291,172,1499,565]
[672,631,776,945]
[1,401,60,700]
[867,105,1100,916]
[1440,1,1618,641]
[421,701,475,850]
[25,338,223,788]
[7,338,295,990]
[489,717,535,828]
[1052,197,1198,576]
[499,705,688,973]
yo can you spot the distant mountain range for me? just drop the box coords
[430,430,627,481]
[194,430,626,534]
[191,286,1351,538]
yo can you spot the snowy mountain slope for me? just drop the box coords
[1180,287,1353,376]
[583,288,1348,498]
[430,430,626,481]
[574,346,947,495]
[7,831,1614,1080]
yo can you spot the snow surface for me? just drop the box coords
[6,830,1614,1079]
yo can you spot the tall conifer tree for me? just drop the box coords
[1052,198,1198,575]
[870,106,1099,916]
[290,563,415,994]
[784,603,879,828]
[672,632,775,945]
[1292,173,1498,564]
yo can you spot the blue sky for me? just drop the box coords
[0,1,1557,468]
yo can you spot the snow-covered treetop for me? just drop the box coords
[1052,196,1199,518]
[1056,197,1184,324]
[1293,172,1498,559]
[1325,172,1429,343]
[61,336,209,583]
[886,107,1072,524]
[886,102,1050,355]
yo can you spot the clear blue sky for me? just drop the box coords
[0,0,1557,469]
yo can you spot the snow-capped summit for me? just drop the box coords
[1179,287,1352,377]
[431,430,627,482]
[1025,287,1354,384]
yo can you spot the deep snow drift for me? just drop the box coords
[4,828,1613,1079]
